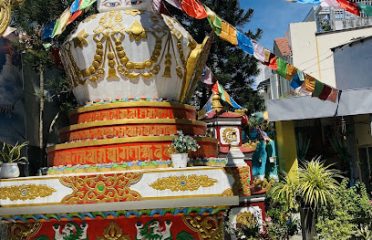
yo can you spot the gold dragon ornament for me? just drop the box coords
[0,0,22,36]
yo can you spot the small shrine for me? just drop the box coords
[199,93,267,233]
[0,1,258,239]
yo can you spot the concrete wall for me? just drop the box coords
[316,26,372,87]
[289,23,372,88]
[333,37,372,90]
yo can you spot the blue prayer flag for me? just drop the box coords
[290,72,304,89]
[292,0,320,4]
[237,31,254,55]
[41,22,56,41]
[70,0,80,13]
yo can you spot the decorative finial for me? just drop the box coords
[212,93,223,113]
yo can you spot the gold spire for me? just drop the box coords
[212,93,223,113]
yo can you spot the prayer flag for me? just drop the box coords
[52,9,71,37]
[276,57,288,78]
[219,21,238,45]
[265,54,278,71]
[252,40,266,62]
[326,88,339,102]
[41,22,56,41]
[318,84,333,100]
[312,80,325,97]
[321,0,340,7]
[286,64,297,80]
[303,74,316,92]
[358,4,372,16]
[237,31,254,55]
[206,7,222,35]
[198,96,213,118]
[290,73,303,89]
[70,0,80,13]
[164,0,182,10]
[212,82,242,109]
[181,0,208,19]
[336,0,360,16]
[201,67,215,85]
[68,10,83,25]
[291,0,321,3]
[80,0,96,10]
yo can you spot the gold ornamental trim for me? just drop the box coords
[183,215,224,239]
[0,184,56,201]
[47,136,217,152]
[150,174,217,192]
[97,222,130,240]
[60,119,207,132]
[72,102,195,114]
[0,0,11,36]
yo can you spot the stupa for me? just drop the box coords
[0,1,255,239]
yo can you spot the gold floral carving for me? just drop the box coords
[126,20,146,42]
[73,30,89,48]
[0,184,56,201]
[8,223,42,240]
[183,215,224,240]
[222,127,238,144]
[97,222,130,240]
[60,173,143,204]
[150,174,217,192]
[221,188,234,197]
[124,9,142,16]
[0,0,11,36]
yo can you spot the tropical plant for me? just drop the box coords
[269,175,299,211]
[169,131,200,154]
[297,159,342,210]
[269,157,343,240]
[0,141,28,163]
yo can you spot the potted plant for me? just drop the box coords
[0,142,28,178]
[169,131,200,168]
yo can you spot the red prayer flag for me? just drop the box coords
[212,82,219,93]
[336,0,360,16]
[318,85,332,100]
[181,0,208,19]
[326,88,339,102]
[264,54,278,71]
[68,10,82,25]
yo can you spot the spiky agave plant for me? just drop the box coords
[298,157,343,210]
[269,175,299,211]
[0,142,28,163]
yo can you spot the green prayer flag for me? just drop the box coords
[358,4,372,16]
[206,7,222,35]
[80,0,96,10]
[312,80,325,97]
[276,57,288,78]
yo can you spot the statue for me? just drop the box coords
[60,0,211,105]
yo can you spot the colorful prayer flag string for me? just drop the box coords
[48,0,97,38]
[168,0,339,102]
[287,0,372,17]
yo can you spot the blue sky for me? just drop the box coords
[241,0,313,50]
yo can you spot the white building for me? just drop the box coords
[266,6,372,191]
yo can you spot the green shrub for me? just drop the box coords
[316,180,372,240]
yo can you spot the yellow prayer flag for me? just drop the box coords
[303,74,316,92]
[219,21,238,45]
[53,9,71,37]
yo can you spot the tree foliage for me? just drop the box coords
[166,0,264,112]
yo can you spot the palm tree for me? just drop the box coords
[270,157,343,240]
